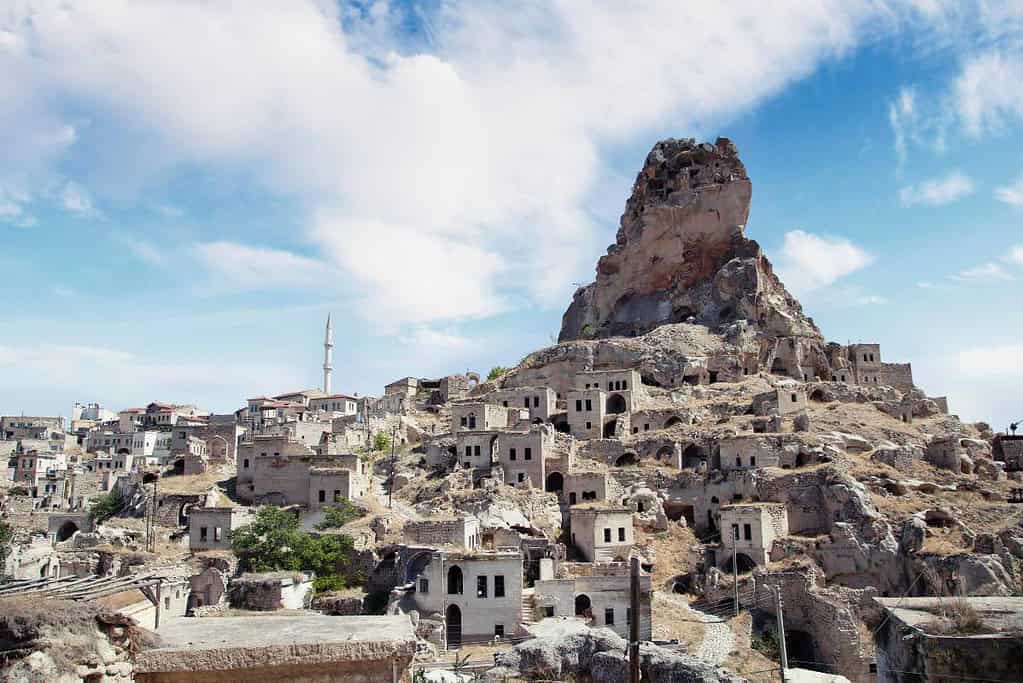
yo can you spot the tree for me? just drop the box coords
[88,490,124,523]
[314,501,364,530]
[487,366,509,381]
[231,506,361,591]
[373,431,391,452]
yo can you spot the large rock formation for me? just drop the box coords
[561,137,820,347]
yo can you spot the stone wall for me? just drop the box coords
[878,362,914,393]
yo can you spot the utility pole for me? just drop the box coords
[773,585,789,681]
[387,424,398,509]
[629,556,640,683]
[732,525,739,617]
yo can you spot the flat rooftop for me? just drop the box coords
[135,615,416,673]
[874,597,1023,634]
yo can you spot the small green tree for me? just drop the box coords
[88,490,124,523]
[487,366,509,381]
[231,506,360,590]
[314,501,364,530]
[373,431,391,452]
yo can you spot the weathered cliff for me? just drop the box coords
[560,137,820,345]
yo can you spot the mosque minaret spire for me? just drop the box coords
[323,314,334,394]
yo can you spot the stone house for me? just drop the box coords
[0,415,64,441]
[455,431,499,469]
[1000,435,1023,471]
[532,562,652,640]
[12,451,65,494]
[752,385,807,416]
[250,453,367,508]
[403,517,481,550]
[494,425,551,487]
[925,435,973,475]
[557,471,610,506]
[308,393,359,416]
[718,435,782,471]
[569,504,635,563]
[451,401,508,433]
[189,507,251,552]
[486,387,558,423]
[566,388,606,440]
[229,572,314,611]
[411,549,524,647]
[380,377,418,414]
[719,502,789,569]
[236,434,317,502]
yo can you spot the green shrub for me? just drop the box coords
[373,432,392,452]
[0,520,12,568]
[314,500,364,530]
[88,490,124,523]
[9,486,29,497]
[487,366,509,381]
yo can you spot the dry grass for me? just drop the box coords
[637,523,699,589]
[650,591,706,652]
[922,598,991,635]
[0,597,103,672]
[721,612,782,682]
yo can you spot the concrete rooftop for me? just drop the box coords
[135,614,416,673]
[874,597,1023,634]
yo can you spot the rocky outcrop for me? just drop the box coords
[560,137,821,350]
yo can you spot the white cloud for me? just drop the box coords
[60,181,98,217]
[955,50,1023,136]
[995,175,1023,206]
[399,327,473,351]
[889,86,916,170]
[129,242,164,266]
[1007,245,1023,266]
[950,261,1015,282]
[957,345,1023,379]
[856,295,888,305]
[192,241,335,291]
[774,229,874,295]
[0,1,938,326]
[898,170,975,206]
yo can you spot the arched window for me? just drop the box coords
[467,412,476,429]
[447,565,463,595]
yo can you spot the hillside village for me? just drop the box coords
[3,138,1023,683]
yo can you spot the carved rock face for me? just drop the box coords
[559,137,819,346]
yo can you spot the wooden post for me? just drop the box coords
[629,556,640,683]
[774,585,788,680]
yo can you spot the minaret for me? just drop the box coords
[323,314,334,394]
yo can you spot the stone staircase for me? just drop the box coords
[520,587,535,626]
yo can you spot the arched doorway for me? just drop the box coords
[446,604,462,648]
[795,452,810,468]
[603,420,618,438]
[726,553,758,574]
[656,445,674,462]
[615,452,637,467]
[664,416,684,429]
[683,444,702,469]
[447,565,463,595]
[574,594,592,618]
[810,388,827,402]
[178,503,192,527]
[785,630,818,671]
[56,520,78,542]
[606,394,627,414]
[545,472,564,495]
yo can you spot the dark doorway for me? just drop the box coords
[545,471,564,495]
[683,444,702,468]
[56,521,78,542]
[664,416,684,429]
[606,393,627,414]
[785,630,819,671]
[603,421,617,438]
[575,593,592,618]
[446,604,462,648]
[615,452,637,467]
[663,502,695,527]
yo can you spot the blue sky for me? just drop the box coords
[2,1,1023,430]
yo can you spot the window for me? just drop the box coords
[334,490,341,502]
[622,380,627,389]
[419,578,429,594]
[477,575,488,598]
[524,447,532,461]
[495,575,505,597]
[586,422,592,430]
[517,473,525,483]
[465,446,472,458]
[569,492,577,504]
[545,606,555,617]
[744,523,752,540]
[604,528,611,542]
[643,423,649,431]
[460,416,467,427]
[533,396,539,408]
[618,527,626,541]
[510,448,517,461]
[494,624,504,637]
[605,608,615,625]
[750,456,756,467]
[214,527,222,542]
[503,401,508,407]
[318,490,326,503]
[200,526,208,542]
[474,445,481,457]
[585,399,592,411]
[575,400,583,412]
[524,397,530,408]
[736,457,741,467]
[608,381,613,390]
[791,393,798,402]
[731,524,739,540]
